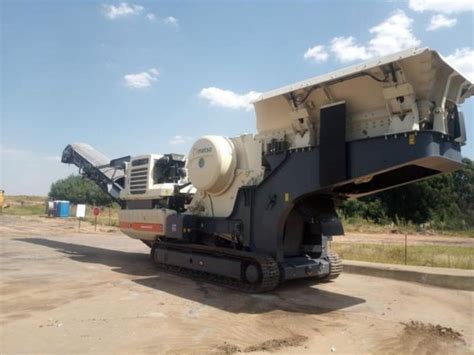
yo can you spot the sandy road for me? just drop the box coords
[0,215,472,354]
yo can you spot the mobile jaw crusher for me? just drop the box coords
[62,48,472,292]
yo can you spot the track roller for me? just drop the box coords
[151,242,280,293]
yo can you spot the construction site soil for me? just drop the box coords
[1,215,472,354]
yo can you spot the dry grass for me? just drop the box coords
[342,216,474,238]
[1,195,46,215]
[82,207,119,227]
[332,242,474,270]
[1,195,119,226]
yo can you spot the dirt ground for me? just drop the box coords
[1,215,473,354]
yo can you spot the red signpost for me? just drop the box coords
[93,207,101,231]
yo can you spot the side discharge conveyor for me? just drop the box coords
[61,143,128,204]
[62,48,472,292]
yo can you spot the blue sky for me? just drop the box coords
[1,0,473,195]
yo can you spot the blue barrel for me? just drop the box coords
[56,201,70,218]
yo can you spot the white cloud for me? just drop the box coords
[409,0,473,14]
[322,10,420,63]
[148,67,160,76]
[124,68,160,88]
[427,14,458,31]
[367,10,420,57]
[303,45,329,62]
[169,135,193,145]
[445,48,474,80]
[103,2,144,19]
[124,72,155,88]
[199,87,261,111]
[102,4,179,27]
[164,16,178,26]
[330,37,372,62]
[426,14,457,31]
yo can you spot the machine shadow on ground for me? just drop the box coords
[16,237,366,315]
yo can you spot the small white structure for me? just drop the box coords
[76,204,86,218]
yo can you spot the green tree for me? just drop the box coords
[49,175,114,206]
[340,158,474,230]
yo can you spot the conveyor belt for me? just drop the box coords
[61,143,126,203]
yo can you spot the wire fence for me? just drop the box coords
[332,236,474,270]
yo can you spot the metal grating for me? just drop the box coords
[129,166,148,194]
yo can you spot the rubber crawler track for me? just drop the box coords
[151,242,281,293]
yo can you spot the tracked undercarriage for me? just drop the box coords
[151,242,282,292]
[62,48,472,292]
